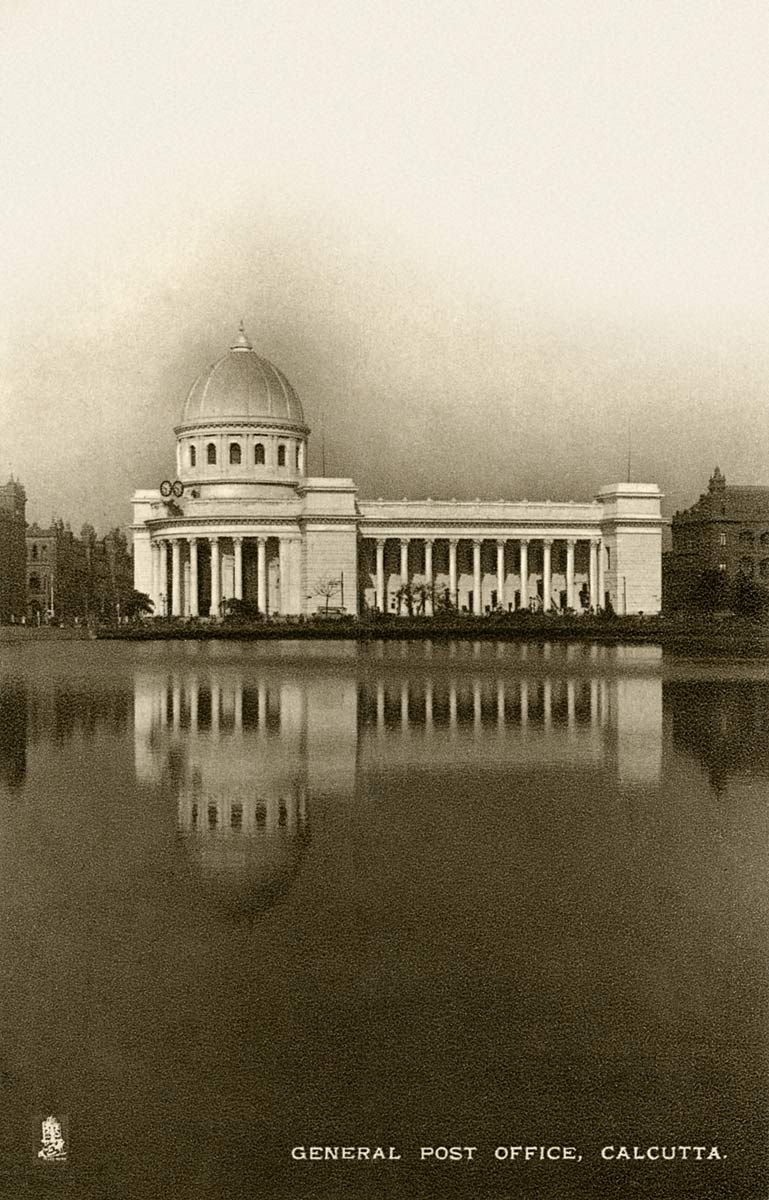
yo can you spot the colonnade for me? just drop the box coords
[366,676,608,733]
[151,534,297,617]
[368,535,605,614]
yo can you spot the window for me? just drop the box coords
[31,545,38,560]
[254,443,265,465]
[29,573,40,591]
[229,442,241,465]
[719,532,726,546]
[718,562,727,572]
[189,445,196,467]
[606,547,611,569]
[295,445,301,469]
[207,442,217,465]
[277,444,286,467]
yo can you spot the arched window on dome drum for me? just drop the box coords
[207,442,217,465]
[189,445,196,467]
[277,444,286,467]
[295,445,300,469]
[254,443,265,465]
[229,442,242,466]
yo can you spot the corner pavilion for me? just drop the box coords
[132,324,663,618]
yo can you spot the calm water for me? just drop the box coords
[0,639,766,1200]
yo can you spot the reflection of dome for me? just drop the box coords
[180,324,305,427]
[177,789,310,921]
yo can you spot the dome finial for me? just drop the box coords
[231,319,253,351]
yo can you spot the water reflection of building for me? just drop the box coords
[667,678,769,792]
[134,666,358,917]
[0,684,27,790]
[355,643,663,787]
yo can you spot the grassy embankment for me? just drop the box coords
[94,613,769,655]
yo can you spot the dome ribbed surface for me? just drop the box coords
[181,344,304,425]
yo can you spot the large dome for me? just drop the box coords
[180,323,304,426]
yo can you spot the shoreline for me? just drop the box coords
[3,617,768,657]
[90,615,769,655]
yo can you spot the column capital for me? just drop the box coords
[519,537,530,546]
[542,537,553,547]
[256,536,266,547]
[566,537,576,547]
[448,536,460,546]
[472,537,482,547]
[375,537,386,549]
[188,535,198,546]
[209,535,219,545]
[496,538,506,548]
[423,536,435,546]
[400,537,410,547]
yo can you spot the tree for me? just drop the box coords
[312,577,342,614]
[730,574,769,620]
[123,590,154,621]
[222,597,263,621]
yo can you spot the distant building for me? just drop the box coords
[26,521,83,622]
[0,478,26,622]
[665,467,769,610]
[26,522,133,623]
[132,323,664,617]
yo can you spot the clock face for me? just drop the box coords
[172,480,184,498]
[159,480,173,498]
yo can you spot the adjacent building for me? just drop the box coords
[0,479,27,623]
[665,467,769,610]
[132,323,664,618]
[26,521,134,623]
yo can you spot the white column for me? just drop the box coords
[183,560,191,616]
[472,539,482,614]
[151,541,161,614]
[496,540,505,610]
[400,539,409,587]
[424,539,434,614]
[233,537,243,601]
[566,539,575,611]
[589,539,599,609]
[375,539,386,612]
[449,538,458,607]
[542,538,552,612]
[278,538,288,615]
[189,677,199,732]
[171,539,182,616]
[257,537,267,615]
[209,536,220,618]
[159,539,169,616]
[189,538,198,617]
[597,537,605,611]
[519,539,529,609]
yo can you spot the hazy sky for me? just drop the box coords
[3,0,769,530]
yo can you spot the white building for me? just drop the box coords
[132,324,663,617]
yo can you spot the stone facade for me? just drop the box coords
[666,467,769,610]
[0,479,26,622]
[132,326,664,617]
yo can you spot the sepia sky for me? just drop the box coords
[3,0,769,530]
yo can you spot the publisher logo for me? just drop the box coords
[35,1114,68,1165]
